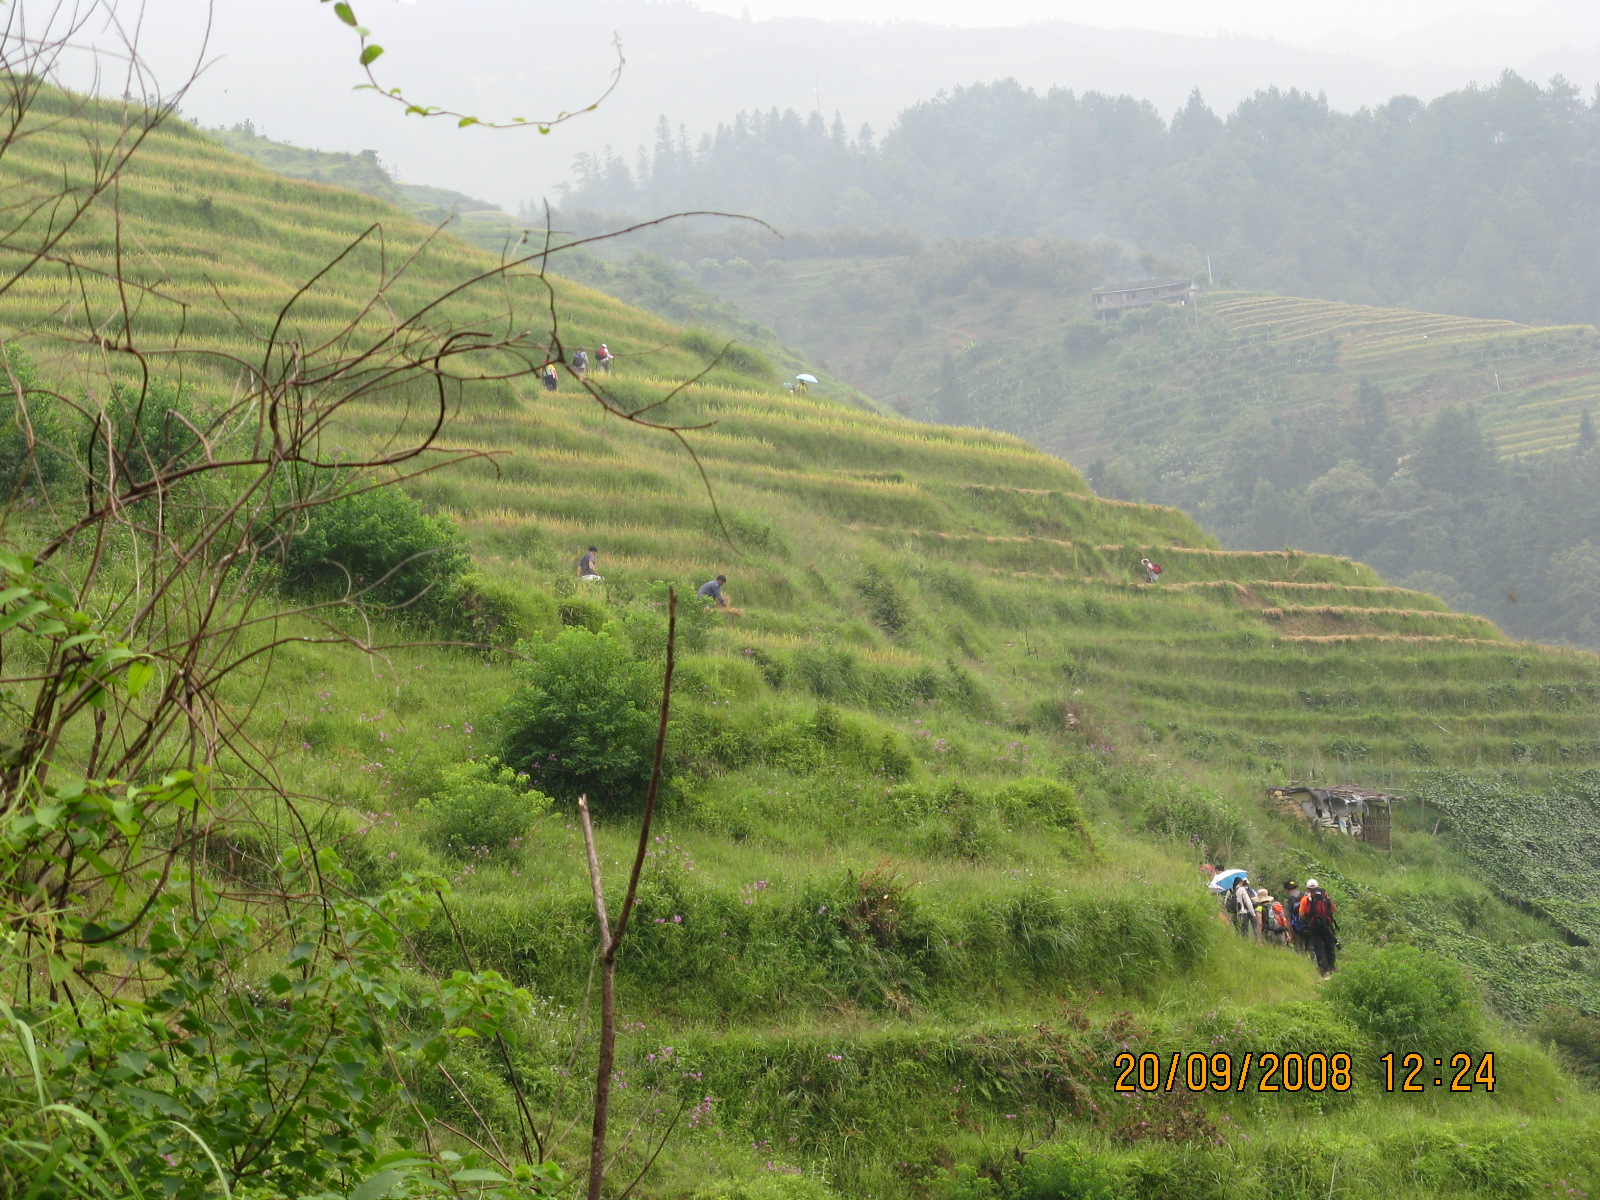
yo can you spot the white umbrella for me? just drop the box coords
[795,373,819,384]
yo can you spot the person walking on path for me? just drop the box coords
[597,343,615,373]
[541,362,558,392]
[1140,556,1162,584]
[1228,875,1258,941]
[697,574,729,608]
[572,348,589,377]
[1297,878,1339,977]
[1282,880,1306,951]
[579,546,602,581]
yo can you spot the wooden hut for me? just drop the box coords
[1266,784,1400,851]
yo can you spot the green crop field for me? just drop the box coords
[5,90,1600,1200]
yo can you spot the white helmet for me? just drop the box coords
[1305,878,1320,889]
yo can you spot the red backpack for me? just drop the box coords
[1301,889,1335,928]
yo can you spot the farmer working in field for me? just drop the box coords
[697,574,729,608]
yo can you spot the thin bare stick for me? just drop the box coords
[577,589,677,1200]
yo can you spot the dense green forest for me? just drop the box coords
[561,71,1600,326]
[1133,381,1600,648]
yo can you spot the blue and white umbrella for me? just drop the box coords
[1208,868,1249,892]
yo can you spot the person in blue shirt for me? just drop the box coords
[697,575,728,607]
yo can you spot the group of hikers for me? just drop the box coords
[577,546,731,608]
[1209,867,1340,977]
[540,344,615,391]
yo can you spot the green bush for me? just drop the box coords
[447,573,560,647]
[1326,945,1482,1055]
[557,594,611,632]
[282,480,470,623]
[416,758,551,859]
[691,1172,836,1200]
[1533,1005,1600,1080]
[856,563,915,638]
[99,378,206,487]
[619,582,713,658]
[0,345,74,497]
[991,776,1087,833]
[1007,1145,1129,1200]
[1140,787,1250,861]
[497,628,661,806]
[901,781,1003,861]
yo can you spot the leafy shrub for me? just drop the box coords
[1007,1144,1129,1200]
[856,563,914,638]
[99,378,206,487]
[557,594,611,632]
[282,481,470,623]
[1533,1005,1600,1080]
[1326,945,1482,1055]
[718,341,776,380]
[690,1172,836,1200]
[1141,788,1249,861]
[416,758,551,859]
[0,345,74,496]
[619,581,713,658]
[498,628,661,807]
[888,781,1002,861]
[448,573,560,647]
[991,776,1087,833]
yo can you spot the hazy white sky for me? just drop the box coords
[699,0,1546,42]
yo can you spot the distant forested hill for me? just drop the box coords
[560,71,1600,327]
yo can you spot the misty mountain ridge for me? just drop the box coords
[125,0,1597,213]
[1314,0,1600,72]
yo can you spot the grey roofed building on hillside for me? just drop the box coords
[1265,783,1401,850]
[1091,276,1197,318]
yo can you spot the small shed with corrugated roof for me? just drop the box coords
[1266,784,1400,850]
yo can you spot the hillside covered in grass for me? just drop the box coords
[6,84,1600,1200]
[555,220,1600,650]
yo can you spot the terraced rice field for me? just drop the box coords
[12,93,1600,785]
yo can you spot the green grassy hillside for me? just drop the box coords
[7,95,1600,1200]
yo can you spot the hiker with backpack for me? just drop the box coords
[1226,875,1258,941]
[1282,880,1306,951]
[1258,889,1293,946]
[572,348,589,377]
[1297,878,1339,976]
[1140,557,1163,584]
[540,362,559,392]
[597,343,615,373]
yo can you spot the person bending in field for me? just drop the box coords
[697,574,729,608]
[578,546,602,582]
[1297,878,1339,977]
